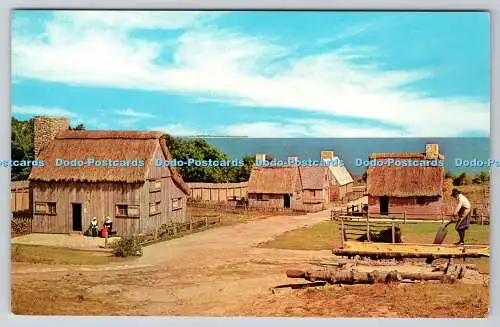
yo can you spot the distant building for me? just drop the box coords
[320,151,354,200]
[247,150,354,212]
[28,117,190,235]
[366,144,445,220]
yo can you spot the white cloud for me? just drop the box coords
[11,11,490,137]
[12,105,77,117]
[150,124,202,136]
[114,108,155,118]
[218,121,405,138]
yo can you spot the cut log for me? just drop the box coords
[286,268,453,284]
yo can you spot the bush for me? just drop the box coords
[110,235,144,257]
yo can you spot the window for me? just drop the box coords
[150,180,162,192]
[47,202,56,214]
[150,201,161,215]
[116,204,127,216]
[115,204,140,218]
[257,193,263,201]
[35,202,56,215]
[172,197,182,210]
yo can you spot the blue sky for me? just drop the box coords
[11,11,490,137]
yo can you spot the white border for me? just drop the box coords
[1,1,498,326]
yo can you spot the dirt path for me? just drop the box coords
[12,209,336,315]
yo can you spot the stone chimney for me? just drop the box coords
[320,150,335,161]
[255,153,266,164]
[34,117,70,158]
[425,144,439,160]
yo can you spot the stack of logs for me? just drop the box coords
[286,261,466,285]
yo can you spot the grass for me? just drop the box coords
[259,221,490,273]
[11,244,132,265]
[187,205,281,227]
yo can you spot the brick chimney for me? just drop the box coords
[255,153,266,164]
[425,144,439,160]
[320,150,335,161]
[34,117,70,158]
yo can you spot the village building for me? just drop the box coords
[28,117,190,235]
[247,154,304,211]
[247,151,354,212]
[320,151,354,200]
[366,144,445,220]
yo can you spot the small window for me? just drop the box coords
[35,202,47,214]
[47,202,56,214]
[150,201,161,215]
[172,198,182,210]
[35,202,56,215]
[257,193,263,201]
[116,204,127,216]
[154,180,162,189]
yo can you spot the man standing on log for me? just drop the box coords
[447,188,472,245]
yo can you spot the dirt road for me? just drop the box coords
[12,210,334,316]
[11,207,488,317]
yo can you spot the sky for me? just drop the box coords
[11,10,490,138]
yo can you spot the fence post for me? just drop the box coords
[366,214,371,242]
[105,232,108,247]
[391,220,395,244]
[441,213,444,224]
[403,212,407,224]
[480,214,484,225]
[205,217,208,228]
[340,216,345,248]
[173,224,177,235]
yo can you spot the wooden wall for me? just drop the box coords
[368,196,443,220]
[31,181,143,235]
[11,181,32,213]
[188,182,248,202]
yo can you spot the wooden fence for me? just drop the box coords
[187,182,248,203]
[138,216,222,246]
[10,180,31,213]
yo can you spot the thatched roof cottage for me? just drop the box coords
[366,144,445,220]
[28,117,190,235]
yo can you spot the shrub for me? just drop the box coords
[110,235,144,257]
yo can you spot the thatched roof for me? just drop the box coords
[367,153,444,197]
[29,130,190,194]
[369,152,445,160]
[299,166,329,190]
[248,166,301,194]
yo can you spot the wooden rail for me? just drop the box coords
[337,215,399,248]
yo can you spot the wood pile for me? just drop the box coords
[286,262,467,285]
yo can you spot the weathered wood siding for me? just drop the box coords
[368,196,443,220]
[188,182,248,202]
[141,144,187,234]
[11,181,32,213]
[31,181,142,234]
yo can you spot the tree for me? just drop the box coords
[164,135,244,183]
[472,171,490,184]
[69,123,86,130]
[233,155,255,182]
[11,117,34,181]
[453,172,473,186]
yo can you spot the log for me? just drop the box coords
[286,267,462,285]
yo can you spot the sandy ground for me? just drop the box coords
[12,209,335,315]
[11,204,487,317]
[12,233,120,250]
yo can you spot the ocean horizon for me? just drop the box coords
[203,137,491,175]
